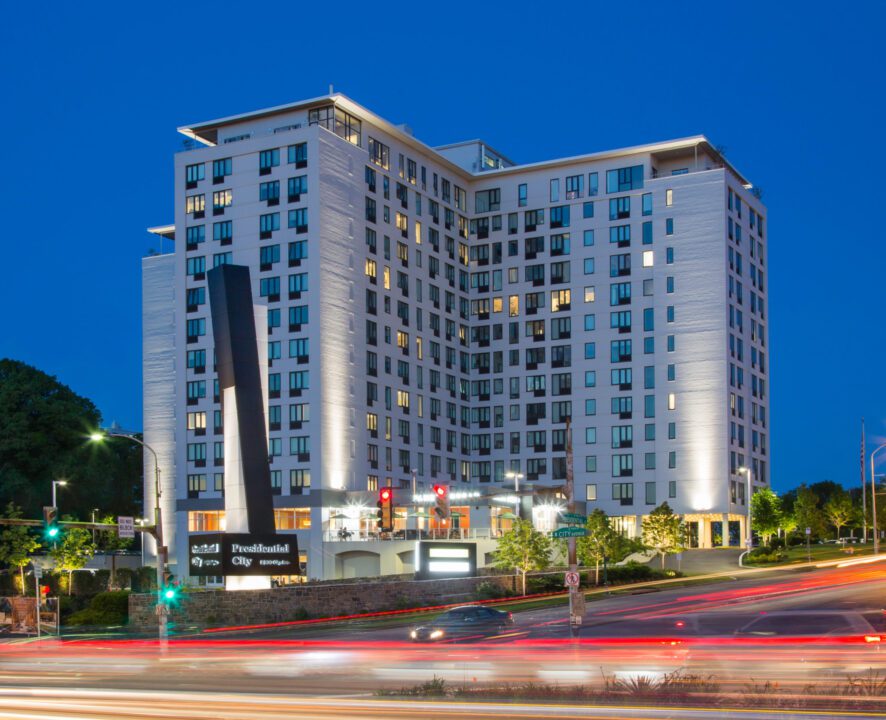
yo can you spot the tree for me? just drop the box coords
[493,519,552,596]
[792,485,826,539]
[823,489,854,540]
[96,514,133,589]
[642,502,684,569]
[0,503,41,594]
[49,528,96,594]
[0,359,143,521]
[751,488,782,546]
[575,509,630,585]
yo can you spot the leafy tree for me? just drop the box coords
[493,519,552,596]
[751,488,782,546]
[96,514,133,589]
[642,502,684,569]
[792,485,826,539]
[575,509,631,585]
[49,527,96,595]
[823,489,854,539]
[0,359,142,520]
[0,503,41,594]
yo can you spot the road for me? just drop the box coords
[0,688,878,720]
[0,560,883,718]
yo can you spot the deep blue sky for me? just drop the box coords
[1,2,884,493]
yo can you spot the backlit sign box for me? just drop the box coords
[414,541,477,580]
[188,533,300,576]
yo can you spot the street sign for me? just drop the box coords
[33,565,42,580]
[564,570,580,587]
[118,516,135,539]
[560,512,587,524]
[805,527,811,535]
[552,527,587,538]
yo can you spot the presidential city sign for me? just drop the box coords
[188,533,299,576]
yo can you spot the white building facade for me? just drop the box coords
[144,94,769,582]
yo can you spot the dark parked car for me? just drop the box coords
[410,605,514,642]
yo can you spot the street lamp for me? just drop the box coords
[90,430,168,643]
[871,443,886,554]
[505,471,524,520]
[51,479,68,509]
[737,466,753,550]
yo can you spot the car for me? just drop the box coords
[410,605,514,642]
[734,610,881,639]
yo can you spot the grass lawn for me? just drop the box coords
[747,541,875,567]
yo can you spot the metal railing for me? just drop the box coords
[323,527,503,542]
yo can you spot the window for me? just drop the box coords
[289,240,308,263]
[612,479,634,502]
[213,221,232,244]
[645,481,656,504]
[260,212,280,236]
[550,205,570,229]
[609,196,630,220]
[666,218,674,235]
[260,181,280,204]
[518,183,527,207]
[368,137,389,169]
[259,148,280,174]
[186,225,205,249]
[288,175,308,200]
[186,194,205,216]
[288,142,308,167]
[259,276,280,301]
[642,250,654,267]
[186,256,206,278]
[666,189,673,206]
[565,174,583,199]
[475,188,501,213]
[606,165,644,193]
[212,189,232,212]
[584,286,596,302]
[610,254,631,277]
[609,282,631,306]
[185,163,205,187]
[610,225,631,246]
[610,339,632,363]
[586,483,597,500]
[584,313,596,331]
[588,172,599,196]
[288,208,308,233]
[642,192,653,216]
[212,157,232,182]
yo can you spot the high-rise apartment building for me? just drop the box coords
[144,94,769,582]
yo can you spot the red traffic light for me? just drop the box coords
[380,487,392,502]
[433,484,447,498]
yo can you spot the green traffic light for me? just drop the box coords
[47,527,59,538]
[163,588,175,600]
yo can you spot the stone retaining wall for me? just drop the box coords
[128,574,516,628]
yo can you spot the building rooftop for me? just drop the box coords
[177,93,751,186]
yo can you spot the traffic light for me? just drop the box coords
[432,484,450,519]
[160,571,179,606]
[377,487,394,532]
[42,506,60,541]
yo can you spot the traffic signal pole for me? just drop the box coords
[565,419,583,637]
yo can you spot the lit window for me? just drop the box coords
[666,189,673,206]
[668,393,676,410]
[642,250,654,267]
[584,286,596,303]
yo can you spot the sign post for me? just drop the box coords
[117,516,135,539]
[564,420,583,636]
[805,527,812,562]
[33,566,41,638]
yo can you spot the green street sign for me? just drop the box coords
[552,527,588,538]
[560,513,587,524]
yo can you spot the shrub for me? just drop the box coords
[768,537,786,550]
[66,590,130,626]
[747,549,785,564]
[475,580,510,600]
[526,575,563,593]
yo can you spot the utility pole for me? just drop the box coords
[862,419,867,543]
[565,419,583,636]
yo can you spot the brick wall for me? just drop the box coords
[128,574,515,628]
